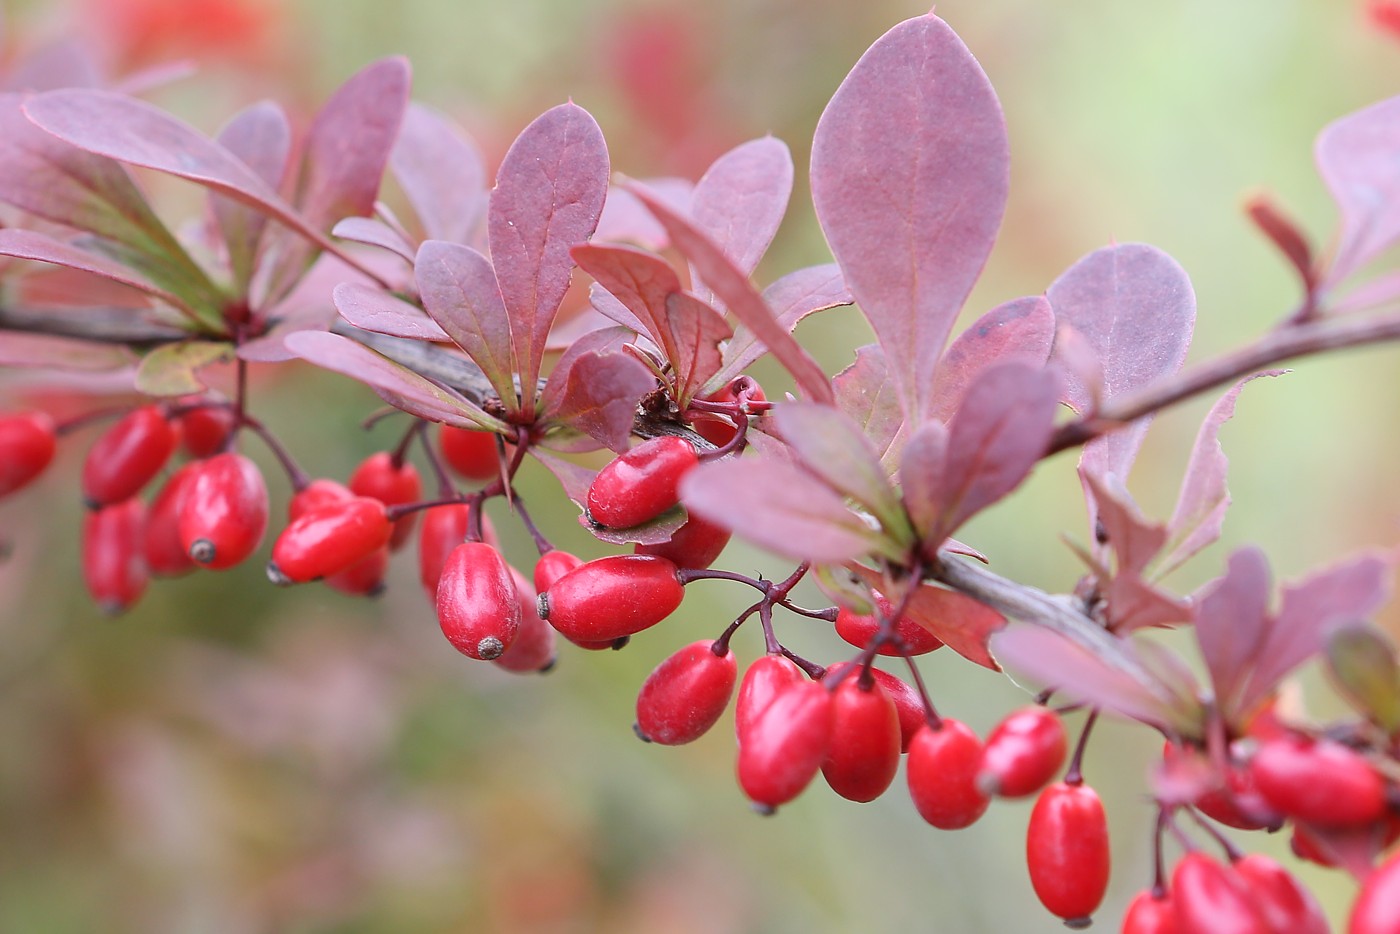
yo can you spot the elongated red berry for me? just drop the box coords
[83,498,147,614]
[325,546,389,597]
[635,512,730,569]
[0,411,57,497]
[834,594,943,656]
[178,451,268,570]
[436,542,519,660]
[1026,781,1110,926]
[907,719,990,830]
[820,670,901,802]
[533,549,583,592]
[1161,741,1278,831]
[418,504,497,597]
[440,425,500,481]
[978,705,1067,798]
[176,404,236,458]
[868,668,925,752]
[635,640,738,745]
[1171,852,1268,934]
[538,554,684,643]
[82,405,177,508]
[269,496,393,584]
[349,451,422,550]
[1352,850,1400,933]
[1234,854,1326,934]
[493,568,557,674]
[144,464,197,577]
[586,436,697,529]
[1249,735,1387,828]
[1122,890,1178,934]
[737,679,833,811]
[735,654,805,739]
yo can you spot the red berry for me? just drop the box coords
[83,498,148,615]
[735,654,805,740]
[436,542,519,660]
[1351,850,1400,933]
[978,705,1067,798]
[1161,741,1278,831]
[586,436,697,529]
[867,668,925,753]
[538,554,684,643]
[1249,735,1387,828]
[269,496,393,584]
[348,451,422,551]
[736,679,833,811]
[81,405,177,508]
[635,640,738,744]
[906,719,990,830]
[1122,890,1178,934]
[178,451,268,570]
[143,464,198,577]
[1369,0,1400,39]
[533,549,584,592]
[324,546,389,597]
[1171,852,1268,934]
[1234,854,1327,934]
[819,670,901,802]
[0,411,57,497]
[493,567,557,674]
[834,593,943,656]
[439,425,500,482]
[692,377,766,447]
[176,404,236,458]
[418,504,497,597]
[289,478,353,518]
[634,512,730,569]
[1026,781,1110,926]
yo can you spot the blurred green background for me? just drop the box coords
[2,0,1399,930]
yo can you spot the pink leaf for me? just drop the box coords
[0,229,191,314]
[1316,95,1400,285]
[4,39,99,92]
[689,136,793,307]
[662,291,730,407]
[929,296,1054,422]
[852,566,1004,670]
[488,102,610,417]
[899,421,947,543]
[1049,322,1105,412]
[834,344,903,468]
[1080,473,1189,632]
[593,178,693,250]
[810,13,1008,426]
[1194,547,1274,719]
[710,263,851,390]
[0,331,133,371]
[331,217,414,263]
[390,102,487,245]
[332,282,447,341]
[530,449,597,507]
[537,349,655,453]
[211,101,290,291]
[414,239,518,408]
[571,243,682,361]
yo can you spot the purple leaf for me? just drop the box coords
[1158,371,1283,577]
[414,239,518,408]
[4,39,100,92]
[0,331,133,371]
[488,102,610,418]
[1194,547,1274,719]
[587,283,651,335]
[662,291,730,406]
[627,181,834,404]
[0,229,191,314]
[390,102,487,245]
[852,566,1004,670]
[710,263,851,390]
[282,330,505,431]
[1316,95,1400,285]
[1080,472,1190,632]
[536,348,654,453]
[134,341,234,396]
[899,421,947,552]
[682,457,894,564]
[571,243,682,361]
[1334,270,1400,314]
[1049,322,1105,411]
[538,325,634,414]
[530,448,597,507]
[834,344,903,468]
[593,177,693,250]
[929,296,1054,422]
[689,137,793,307]
[810,13,1009,426]
[211,101,290,291]
[331,217,415,263]
[332,282,447,341]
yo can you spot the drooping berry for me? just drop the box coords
[436,541,519,660]
[1249,735,1387,828]
[1234,854,1327,934]
[493,567,557,674]
[906,719,990,830]
[178,451,268,570]
[533,548,583,592]
[175,404,236,458]
[83,498,148,615]
[81,405,177,508]
[324,546,389,597]
[1351,850,1400,933]
[439,425,500,482]
[819,669,901,802]
[1026,781,1110,927]
[1171,852,1268,934]
[634,512,730,569]
[635,640,738,744]
[538,554,684,643]
[143,463,198,577]
[834,593,943,656]
[0,411,57,498]
[269,496,393,584]
[867,668,925,753]
[348,451,422,550]
[1122,890,1178,934]
[978,705,1067,798]
[1161,741,1278,831]
[692,377,766,448]
[418,504,497,597]
[585,436,697,529]
[736,678,833,811]
[735,654,805,740]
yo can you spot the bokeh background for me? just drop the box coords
[1,0,1399,930]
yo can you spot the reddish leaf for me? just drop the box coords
[571,243,682,362]
[710,263,851,390]
[1316,95,1400,284]
[488,102,610,417]
[899,421,947,543]
[538,325,634,415]
[211,101,290,290]
[1049,323,1105,412]
[689,136,793,306]
[535,348,654,453]
[587,283,650,335]
[662,291,730,406]
[1080,473,1190,632]
[0,332,133,371]
[1244,192,1314,291]
[628,181,834,404]
[4,39,100,92]
[332,282,447,341]
[331,217,414,263]
[1194,548,1274,719]
[810,13,1008,426]
[593,178,693,250]
[390,102,487,245]
[853,566,1004,670]
[834,344,903,469]
[0,229,191,315]
[414,240,518,408]
[530,449,597,508]
[929,296,1054,422]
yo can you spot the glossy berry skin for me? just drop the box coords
[533,549,584,592]
[978,706,1067,798]
[868,668,925,753]
[586,436,697,529]
[178,452,268,570]
[81,405,177,508]
[0,411,57,497]
[538,554,684,643]
[736,679,833,811]
[1171,852,1268,934]
[418,504,499,598]
[635,512,730,569]
[635,640,737,744]
[1249,735,1387,828]
[834,594,943,656]
[436,542,520,660]
[1026,782,1110,925]
[492,568,557,674]
[906,719,990,830]
[349,451,422,550]
[1351,851,1400,934]
[1122,890,1178,934]
[1234,854,1327,934]
[83,498,148,615]
[289,478,353,519]
[692,377,766,447]
[270,497,393,584]
[324,547,389,597]
[143,464,198,577]
[439,425,500,482]
[735,654,805,739]
[819,671,901,802]
[1161,742,1277,831]
[176,405,236,458]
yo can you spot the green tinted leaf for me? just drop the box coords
[1327,624,1400,734]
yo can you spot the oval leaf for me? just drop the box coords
[332,282,447,341]
[391,103,487,245]
[1327,624,1400,734]
[135,341,234,396]
[689,136,793,307]
[929,296,1054,422]
[1316,95,1400,285]
[415,239,517,408]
